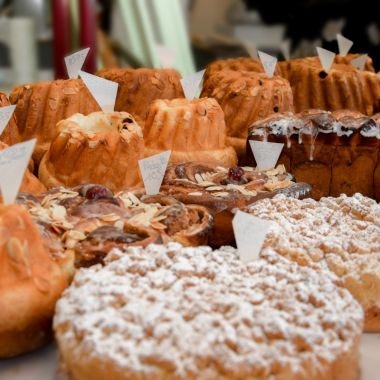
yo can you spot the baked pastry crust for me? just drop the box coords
[248,193,380,332]
[9,79,100,163]
[54,243,363,380]
[97,68,184,125]
[38,112,144,192]
[144,98,237,167]
[0,204,68,357]
[160,162,311,246]
[201,71,294,160]
[247,109,380,200]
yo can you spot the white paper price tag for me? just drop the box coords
[0,105,16,136]
[242,40,258,59]
[249,140,284,170]
[180,69,205,99]
[337,33,353,57]
[155,44,176,68]
[138,151,171,195]
[232,210,272,263]
[0,139,36,205]
[65,47,90,79]
[351,54,367,71]
[280,39,291,60]
[79,70,118,112]
[258,51,277,78]
[316,47,336,72]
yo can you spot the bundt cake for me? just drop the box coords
[201,70,294,160]
[38,112,144,191]
[0,92,21,146]
[97,68,184,125]
[9,79,101,163]
[278,57,380,113]
[143,98,237,167]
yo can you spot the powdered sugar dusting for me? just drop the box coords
[54,243,363,379]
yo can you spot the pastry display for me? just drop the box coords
[38,111,144,192]
[278,57,380,114]
[160,162,311,246]
[143,98,238,167]
[247,193,380,332]
[0,141,46,195]
[54,243,363,380]
[247,109,380,200]
[97,68,184,125]
[0,203,68,357]
[201,70,294,160]
[9,79,100,163]
[0,92,21,145]
[21,184,213,268]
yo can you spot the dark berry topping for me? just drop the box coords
[85,185,113,200]
[228,166,245,182]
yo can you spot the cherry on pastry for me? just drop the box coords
[84,185,114,200]
[228,166,245,182]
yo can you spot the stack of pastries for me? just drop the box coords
[1,51,380,379]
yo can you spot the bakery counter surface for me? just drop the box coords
[0,334,379,380]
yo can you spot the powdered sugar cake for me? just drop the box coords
[54,243,363,380]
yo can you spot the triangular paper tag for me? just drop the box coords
[79,70,118,112]
[351,54,367,71]
[65,47,90,79]
[258,51,277,78]
[0,105,16,136]
[138,151,171,195]
[316,47,336,72]
[280,39,291,60]
[155,44,176,68]
[180,69,205,99]
[337,33,353,57]
[242,40,258,59]
[249,140,284,170]
[0,139,36,205]
[232,210,272,263]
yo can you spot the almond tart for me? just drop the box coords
[54,243,363,380]
[38,111,144,192]
[159,162,311,246]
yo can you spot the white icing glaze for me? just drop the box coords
[54,243,363,379]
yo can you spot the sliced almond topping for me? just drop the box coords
[50,204,67,221]
[194,173,203,183]
[188,191,203,196]
[101,214,120,222]
[114,220,124,230]
[127,192,141,205]
[205,186,224,191]
[211,192,229,197]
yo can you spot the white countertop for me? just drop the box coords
[1,334,379,379]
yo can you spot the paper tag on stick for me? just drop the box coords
[351,54,367,71]
[316,47,336,72]
[79,70,118,112]
[155,44,176,68]
[337,33,353,57]
[65,47,90,79]
[232,211,272,263]
[258,51,277,78]
[138,151,171,195]
[0,139,36,205]
[180,69,205,99]
[249,140,283,170]
[242,40,258,59]
[0,105,16,136]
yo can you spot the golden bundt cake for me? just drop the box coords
[143,98,237,167]
[97,68,184,125]
[9,79,101,163]
[0,92,21,146]
[201,70,294,160]
[0,203,68,357]
[279,57,380,114]
[39,111,144,192]
[0,141,46,195]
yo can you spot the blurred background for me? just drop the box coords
[0,0,379,92]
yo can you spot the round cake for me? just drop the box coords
[9,79,100,163]
[0,204,68,357]
[54,242,363,380]
[201,70,294,160]
[0,92,21,145]
[279,59,380,114]
[248,193,380,332]
[97,68,184,125]
[143,98,237,167]
[38,112,144,191]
